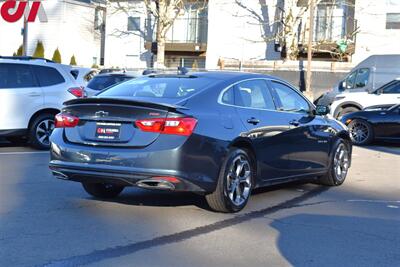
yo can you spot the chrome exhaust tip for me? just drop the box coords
[52,171,69,180]
[136,179,175,190]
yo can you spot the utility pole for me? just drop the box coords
[22,18,28,56]
[305,0,315,101]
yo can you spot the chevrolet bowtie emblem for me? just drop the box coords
[95,111,109,117]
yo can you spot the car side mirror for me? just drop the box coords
[338,81,345,92]
[315,105,330,116]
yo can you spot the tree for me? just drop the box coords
[70,55,77,66]
[16,45,24,56]
[234,0,320,60]
[235,0,357,61]
[33,41,45,58]
[107,0,206,68]
[52,48,62,63]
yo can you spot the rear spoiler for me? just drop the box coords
[64,97,188,111]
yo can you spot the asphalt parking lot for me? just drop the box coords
[0,141,399,267]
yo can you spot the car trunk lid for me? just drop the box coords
[61,97,187,147]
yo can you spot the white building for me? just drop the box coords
[104,0,400,69]
[0,0,399,68]
[0,0,105,67]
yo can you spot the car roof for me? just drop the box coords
[147,71,281,82]
[94,72,136,78]
[0,57,67,68]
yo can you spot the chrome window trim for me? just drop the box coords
[217,77,315,115]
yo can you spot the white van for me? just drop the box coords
[317,55,400,106]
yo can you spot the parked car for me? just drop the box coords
[0,56,84,149]
[330,78,400,119]
[49,72,352,213]
[341,104,400,145]
[69,67,98,87]
[316,54,400,106]
[84,73,136,97]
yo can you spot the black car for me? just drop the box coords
[85,73,136,97]
[49,72,352,213]
[341,104,400,145]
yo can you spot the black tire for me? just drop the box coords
[318,139,350,186]
[206,148,255,213]
[82,183,124,199]
[337,106,360,119]
[29,113,56,150]
[347,119,374,145]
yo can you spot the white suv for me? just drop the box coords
[330,78,400,119]
[0,57,84,149]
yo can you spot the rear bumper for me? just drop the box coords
[49,161,205,192]
[49,129,229,193]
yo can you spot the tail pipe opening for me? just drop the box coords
[136,176,180,190]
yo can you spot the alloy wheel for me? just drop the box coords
[333,143,350,182]
[348,121,369,144]
[36,119,55,146]
[226,155,252,206]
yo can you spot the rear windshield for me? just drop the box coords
[99,76,217,99]
[87,76,134,91]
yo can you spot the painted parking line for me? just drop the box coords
[0,151,49,155]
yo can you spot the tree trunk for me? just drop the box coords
[155,0,166,69]
[156,32,166,68]
[285,32,297,60]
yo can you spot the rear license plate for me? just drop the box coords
[95,122,121,140]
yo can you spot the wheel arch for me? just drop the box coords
[333,101,363,118]
[28,108,60,129]
[229,138,259,185]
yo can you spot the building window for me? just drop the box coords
[128,17,140,31]
[386,13,400,29]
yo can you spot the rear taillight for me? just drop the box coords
[68,87,84,98]
[55,113,80,128]
[135,117,197,136]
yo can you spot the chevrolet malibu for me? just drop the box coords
[49,72,352,213]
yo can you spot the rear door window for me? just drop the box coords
[234,80,275,110]
[0,63,37,88]
[32,65,65,86]
[221,87,234,105]
[270,81,310,114]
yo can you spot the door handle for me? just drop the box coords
[247,117,260,125]
[289,120,300,127]
[28,92,41,97]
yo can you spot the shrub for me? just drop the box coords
[52,48,62,63]
[32,41,45,58]
[16,45,23,56]
[70,55,77,66]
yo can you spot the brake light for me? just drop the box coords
[135,117,197,136]
[55,113,80,128]
[68,87,84,98]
